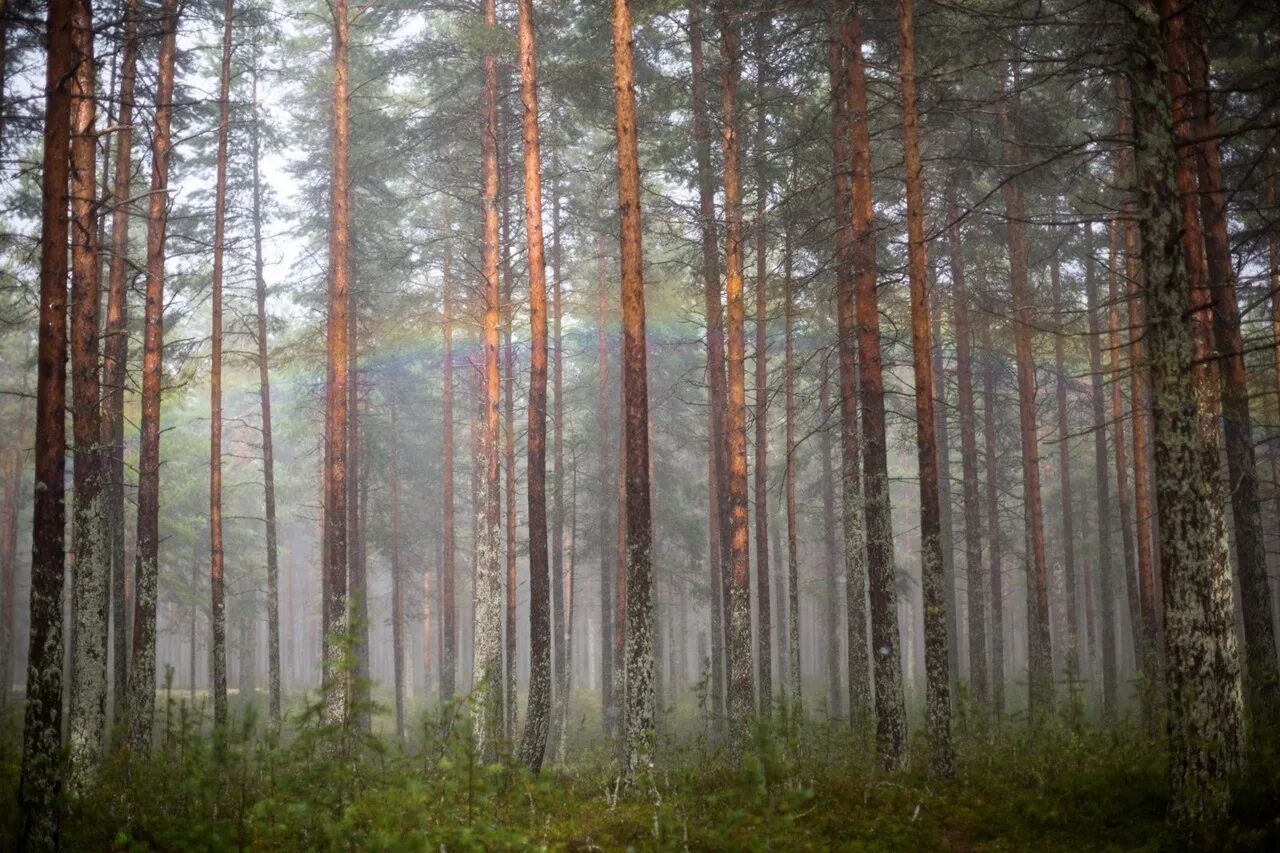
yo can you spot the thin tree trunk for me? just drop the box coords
[348,251,369,730]
[979,313,1005,722]
[103,0,139,726]
[818,367,842,719]
[515,0,551,771]
[829,2,871,732]
[551,168,566,731]
[596,234,615,736]
[689,0,729,733]
[0,449,18,707]
[898,0,953,776]
[997,50,1053,719]
[1084,222,1119,722]
[249,36,281,730]
[500,134,517,742]
[612,0,655,772]
[719,0,754,750]
[783,173,801,711]
[752,14,772,716]
[845,1,905,763]
[127,0,179,754]
[390,401,406,741]
[1050,247,1080,673]
[322,0,352,728]
[946,183,988,710]
[474,0,504,757]
[21,0,74,837]
[441,208,457,702]
[68,0,108,780]
[208,0,234,730]
[1125,0,1242,824]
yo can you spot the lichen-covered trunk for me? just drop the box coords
[719,0,754,751]
[946,184,987,709]
[845,1,905,763]
[997,53,1053,720]
[611,0,655,773]
[516,0,551,771]
[103,0,139,725]
[828,3,870,731]
[689,0,729,733]
[898,0,952,776]
[1126,0,1242,825]
[1177,3,1279,723]
[68,0,109,781]
[1084,223,1119,722]
[207,0,234,730]
[321,0,352,729]
[473,0,504,759]
[21,0,73,839]
[126,0,178,756]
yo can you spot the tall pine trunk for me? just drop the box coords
[979,314,1005,721]
[440,208,457,702]
[611,0,655,773]
[1050,250,1080,673]
[752,16,772,716]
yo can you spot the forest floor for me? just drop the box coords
[2,688,1278,850]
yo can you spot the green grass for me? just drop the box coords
[1,688,1277,850]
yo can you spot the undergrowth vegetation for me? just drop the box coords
[2,681,1277,850]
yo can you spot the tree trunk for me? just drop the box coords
[689,0,729,733]
[551,170,567,735]
[1084,222,1119,722]
[1126,0,1242,824]
[783,173,801,711]
[440,208,457,702]
[348,251,369,731]
[946,183,987,709]
[473,0,504,758]
[898,0,953,776]
[249,36,281,730]
[1178,3,1279,722]
[979,314,1005,722]
[1050,248,1080,673]
[103,0,139,726]
[828,2,871,732]
[21,0,74,838]
[500,132,518,742]
[208,0,234,730]
[845,2,906,764]
[718,0,754,751]
[818,367,842,720]
[390,401,406,741]
[515,0,551,771]
[752,14,772,717]
[996,51,1053,720]
[322,0,352,729]
[0,449,18,707]
[68,0,108,780]
[126,0,179,754]
[612,0,655,773]
[595,234,615,736]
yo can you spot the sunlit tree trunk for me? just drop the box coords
[688,0,729,732]
[828,2,871,732]
[322,0,352,728]
[718,0,754,750]
[127,0,179,753]
[249,37,281,730]
[845,2,905,764]
[996,50,1053,720]
[1126,0,1242,824]
[515,0,551,771]
[946,183,987,709]
[611,0,655,773]
[898,0,952,776]
[471,0,505,759]
[68,0,108,781]
[752,15,772,716]
[207,0,234,730]
[1084,222,1119,722]
[20,0,73,838]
